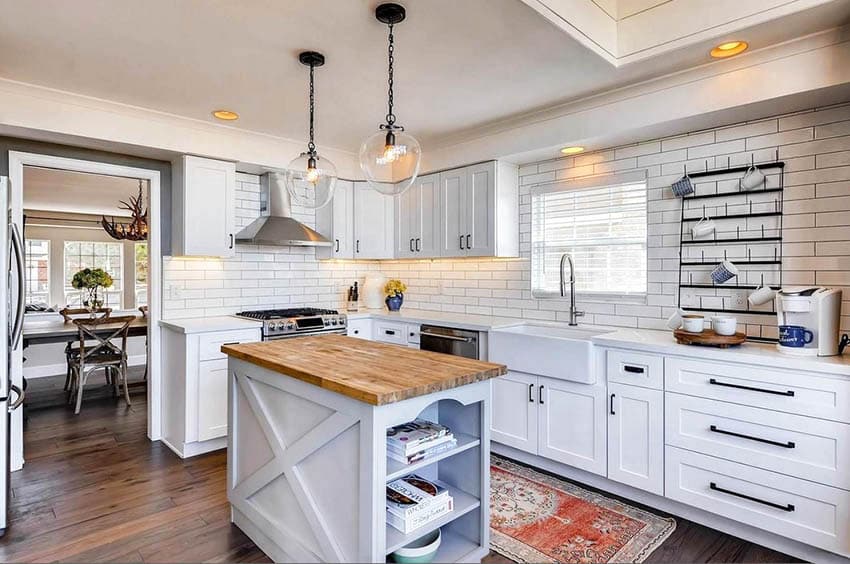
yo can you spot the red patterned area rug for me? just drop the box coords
[490,456,676,563]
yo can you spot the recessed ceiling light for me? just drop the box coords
[710,41,748,58]
[561,146,585,155]
[212,109,239,121]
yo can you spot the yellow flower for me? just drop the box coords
[384,279,407,296]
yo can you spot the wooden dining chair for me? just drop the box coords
[139,306,149,382]
[59,307,112,391]
[68,315,135,414]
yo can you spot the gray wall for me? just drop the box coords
[0,136,172,255]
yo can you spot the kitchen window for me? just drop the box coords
[531,171,648,298]
[24,239,50,306]
[135,242,148,307]
[63,241,123,308]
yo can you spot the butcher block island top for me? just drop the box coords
[220,334,506,405]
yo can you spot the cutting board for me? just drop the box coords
[674,328,746,348]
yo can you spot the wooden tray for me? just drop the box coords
[674,328,746,348]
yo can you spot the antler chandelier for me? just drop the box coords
[101,181,148,241]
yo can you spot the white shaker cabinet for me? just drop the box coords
[396,173,440,258]
[172,155,237,257]
[161,321,262,458]
[538,376,607,476]
[607,382,664,496]
[491,371,538,454]
[439,161,518,258]
[354,182,395,259]
[316,180,355,259]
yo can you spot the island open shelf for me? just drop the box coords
[221,335,504,563]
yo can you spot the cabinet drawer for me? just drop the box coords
[198,329,261,361]
[665,393,850,489]
[665,447,850,555]
[373,321,407,345]
[606,349,663,390]
[347,319,372,339]
[665,357,850,423]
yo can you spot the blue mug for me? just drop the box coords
[779,325,813,348]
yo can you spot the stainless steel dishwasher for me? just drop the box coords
[419,325,480,359]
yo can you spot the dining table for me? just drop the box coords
[22,315,148,348]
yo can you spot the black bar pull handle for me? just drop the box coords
[623,365,645,374]
[459,235,465,250]
[229,234,234,249]
[410,238,414,252]
[539,385,544,404]
[709,482,795,512]
[356,240,360,253]
[709,425,795,448]
[466,234,471,249]
[415,238,420,252]
[335,239,340,252]
[385,330,396,336]
[709,378,794,397]
[610,393,616,415]
[528,383,534,403]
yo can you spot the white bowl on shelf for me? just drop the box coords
[391,529,441,563]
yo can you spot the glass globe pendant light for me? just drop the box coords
[285,51,337,209]
[359,3,421,196]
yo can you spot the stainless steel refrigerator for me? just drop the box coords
[0,176,25,535]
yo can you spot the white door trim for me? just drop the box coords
[8,151,163,456]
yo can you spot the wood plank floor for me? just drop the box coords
[1,374,800,563]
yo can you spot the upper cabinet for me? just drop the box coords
[396,173,440,258]
[316,160,518,260]
[317,181,394,259]
[172,155,236,257]
[439,161,518,258]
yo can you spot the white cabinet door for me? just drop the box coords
[464,162,495,257]
[316,180,354,259]
[538,378,607,476]
[491,371,538,454]
[395,180,416,258]
[354,183,394,259]
[439,168,467,257]
[415,173,440,257]
[197,359,229,441]
[607,382,664,495]
[176,155,236,257]
[346,318,373,339]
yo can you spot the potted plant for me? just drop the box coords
[384,279,407,312]
[71,267,113,312]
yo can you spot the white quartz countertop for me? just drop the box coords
[347,308,520,331]
[593,328,850,377]
[159,316,263,334]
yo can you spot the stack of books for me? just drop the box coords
[387,419,457,465]
[386,474,454,534]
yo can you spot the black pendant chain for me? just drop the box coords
[308,62,316,155]
[385,23,396,127]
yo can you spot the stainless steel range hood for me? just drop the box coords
[235,172,332,247]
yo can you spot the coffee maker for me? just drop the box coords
[775,287,842,356]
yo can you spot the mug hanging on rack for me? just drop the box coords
[672,173,694,197]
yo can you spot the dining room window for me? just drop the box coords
[63,241,123,308]
[135,242,148,307]
[531,171,648,298]
[24,239,50,306]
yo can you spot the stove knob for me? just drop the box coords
[330,317,338,326]
[286,321,296,331]
[268,322,278,331]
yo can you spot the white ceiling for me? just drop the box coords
[23,166,145,216]
[0,0,847,157]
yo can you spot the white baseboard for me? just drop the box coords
[23,354,147,379]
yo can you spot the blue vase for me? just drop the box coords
[386,293,404,311]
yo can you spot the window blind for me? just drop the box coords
[531,174,647,297]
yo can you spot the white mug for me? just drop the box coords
[692,217,716,238]
[666,309,684,330]
[682,314,704,333]
[741,166,766,190]
[712,316,738,336]
[749,284,776,306]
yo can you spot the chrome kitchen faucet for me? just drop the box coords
[560,253,585,326]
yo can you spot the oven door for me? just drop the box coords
[419,325,479,359]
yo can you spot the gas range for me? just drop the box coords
[234,308,347,340]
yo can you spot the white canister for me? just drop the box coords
[681,314,704,333]
[363,273,386,310]
[712,316,738,336]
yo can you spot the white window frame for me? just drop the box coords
[24,239,50,305]
[63,240,124,308]
[530,170,648,300]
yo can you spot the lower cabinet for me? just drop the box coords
[161,324,262,458]
[491,370,607,476]
[607,382,664,496]
[346,318,373,339]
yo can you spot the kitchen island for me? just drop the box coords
[221,335,506,563]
